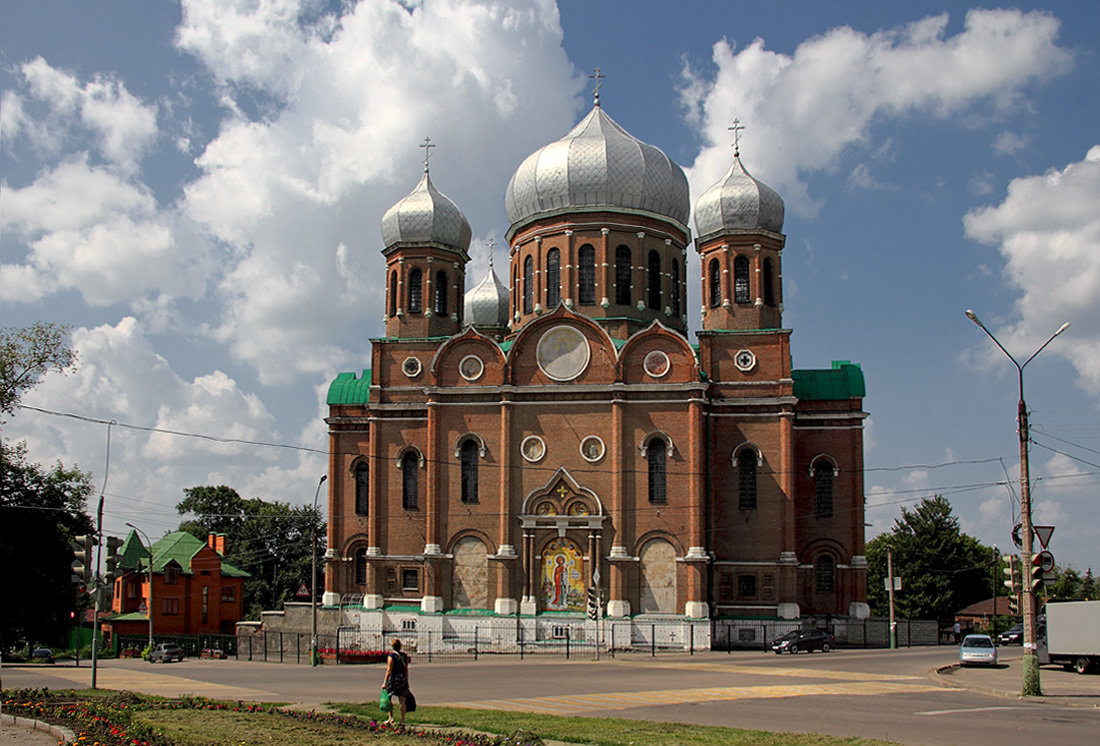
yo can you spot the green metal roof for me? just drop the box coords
[327,369,371,405]
[145,531,250,578]
[118,530,151,571]
[792,361,865,400]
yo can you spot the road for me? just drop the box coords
[3,647,1098,745]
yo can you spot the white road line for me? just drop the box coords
[916,706,1028,715]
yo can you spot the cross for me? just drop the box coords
[420,136,435,173]
[556,484,570,499]
[589,67,605,106]
[486,236,496,267]
[728,118,745,158]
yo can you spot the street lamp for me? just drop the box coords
[310,474,328,667]
[125,522,155,652]
[965,310,1069,697]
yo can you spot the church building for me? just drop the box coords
[324,91,868,643]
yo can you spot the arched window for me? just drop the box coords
[354,462,369,515]
[763,257,776,306]
[523,255,533,314]
[670,258,680,318]
[435,269,448,315]
[578,245,595,305]
[512,265,518,315]
[815,554,835,593]
[615,245,631,306]
[460,439,479,503]
[647,250,661,309]
[648,437,667,504]
[401,452,419,510]
[708,258,721,308]
[814,461,834,518]
[389,271,397,316]
[354,547,367,585]
[407,268,423,314]
[737,449,757,510]
[546,248,561,309]
[734,255,750,303]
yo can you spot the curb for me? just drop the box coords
[1,712,76,744]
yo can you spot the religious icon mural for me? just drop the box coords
[540,538,584,611]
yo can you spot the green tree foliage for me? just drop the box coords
[0,440,94,648]
[866,495,994,619]
[1046,564,1098,600]
[1,321,78,420]
[177,486,325,620]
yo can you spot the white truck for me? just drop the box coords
[1040,600,1100,674]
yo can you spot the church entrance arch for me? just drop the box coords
[452,536,488,610]
[638,538,677,614]
[540,537,584,611]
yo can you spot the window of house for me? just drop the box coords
[354,461,369,515]
[165,566,179,585]
[578,245,595,305]
[763,257,776,306]
[163,598,179,615]
[407,267,423,314]
[738,449,757,510]
[221,587,236,603]
[615,246,631,306]
[708,258,721,308]
[816,554,835,593]
[126,582,137,599]
[435,269,448,315]
[647,250,661,309]
[737,574,757,599]
[814,461,834,518]
[647,438,667,504]
[523,256,533,314]
[401,568,419,592]
[402,452,419,510]
[670,258,680,317]
[546,249,560,309]
[389,270,397,316]
[460,439,479,503]
[202,585,209,624]
[355,547,367,585]
[734,255,750,303]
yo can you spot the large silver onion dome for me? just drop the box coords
[381,171,472,250]
[464,262,509,328]
[693,156,784,237]
[505,106,690,229]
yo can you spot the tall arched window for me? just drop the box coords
[615,245,631,306]
[737,449,757,510]
[814,461,834,518]
[354,462,369,515]
[523,256,533,314]
[578,245,595,305]
[460,440,479,503]
[647,250,661,309]
[815,554,835,593]
[734,255,750,303]
[670,258,680,317]
[648,438,667,504]
[708,258,721,308]
[401,452,419,510]
[435,269,448,315]
[407,268,423,314]
[763,257,776,306]
[354,547,367,585]
[546,248,560,309]
[389,271,397,316]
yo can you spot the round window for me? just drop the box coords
[402,357,422,378]
[521,435,546,463]
[459,354,484,381]
[643,350,671,378]
[580,436,605,463]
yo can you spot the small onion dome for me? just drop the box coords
[381,172,472,251]
[505,106,689,230]
[464,263,510,328]
[693,156,784,238]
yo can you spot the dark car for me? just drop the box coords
[150,643,184,663]
[31,647,55,664]
[771,629,835,654]
[998,623,1024,645]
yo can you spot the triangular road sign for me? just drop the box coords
[296,582,310,598]
[1033,525,1054,549]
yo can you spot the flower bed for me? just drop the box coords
[317,648,387,664]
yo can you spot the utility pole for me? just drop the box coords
[311,475,327,667]
[887,546,897,649]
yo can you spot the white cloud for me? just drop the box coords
[993,130,1029,156]
[963,146,1100,396]
[680,8,1072,216]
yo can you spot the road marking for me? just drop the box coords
[609,659,928,682]
[15,667,278,701]
[916,706,1029,716]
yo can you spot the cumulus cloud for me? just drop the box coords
[680,8,1072,216]
[963,146,1100,396]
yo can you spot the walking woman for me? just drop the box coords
[382,638,410,727]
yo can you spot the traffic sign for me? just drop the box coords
[1033,525,1055,549]
[296,582,310,598]
[1036,550,1055,573]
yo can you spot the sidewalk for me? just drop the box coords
[937,652,1100,707]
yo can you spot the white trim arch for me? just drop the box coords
[395,444,425,469]
[453,433,488,459]
[638,431,675,458]
[731,442,763,467]
[808,453,839,477]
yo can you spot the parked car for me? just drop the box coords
[959,634,998,667]
[771,629,835,654]
[31,647,55,664]
[149,643,184,663]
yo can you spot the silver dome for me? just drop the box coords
[464,262,509,328]
[505,106,690,229]
[694,156,784,237]
[381,171,472,250]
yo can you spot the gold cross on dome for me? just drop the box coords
[589,67,605,106]
[556,484,570,499]
[420,136,435,173]
[729,118,745,158]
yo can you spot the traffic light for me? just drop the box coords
[105,535,124,581]
[586,585,599,621]
[1008,594,1020,615]
[1002,554,1020,594]
[1028,552,1044,592]
[72,534,96,586]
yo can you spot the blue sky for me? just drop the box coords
[3,1,1098,579]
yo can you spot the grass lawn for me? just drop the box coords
[135,708,430,745]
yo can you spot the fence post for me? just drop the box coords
[565,627,570,660]
[427,630,432,664]
[474,627,479,662]
[651,624,656,657]
[690,623,694,655]
[279,632,284,663]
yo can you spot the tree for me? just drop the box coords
[866,496,994,620]
[177,486,325,620]
[0,439,95,649]
[1,322,78,420]
[1081,568,1097,600]
[1046,565,1082,599]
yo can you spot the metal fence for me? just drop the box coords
[115,633,238,658]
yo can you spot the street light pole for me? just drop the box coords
[965,310,1069,697]
[310,474,327,667]
[125,522,155,653]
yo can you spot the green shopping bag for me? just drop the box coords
[379,687,391,713]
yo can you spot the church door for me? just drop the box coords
[638,539,677,614]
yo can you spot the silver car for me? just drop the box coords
[959,634,998,667]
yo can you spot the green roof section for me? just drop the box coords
[141,531,250,578]
[792,361,865,400]
[118,530,151,571]
[327,369,371,405]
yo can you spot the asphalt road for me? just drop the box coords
[3,647,1098,745]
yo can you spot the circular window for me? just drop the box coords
[402,357,422,378]
[536,325,590,381]
[734,349,756,372]
[521,435,546,463]
[643,350,671,379]
[580,436,605,463]
[459,354,484,381]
